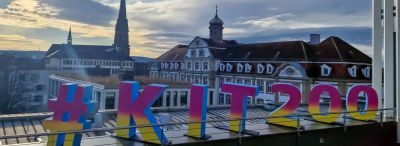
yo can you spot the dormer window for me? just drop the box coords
[320,64,332,77]
[362,66,371,78]
[245,63,252,73]
[170,63,174,69]
[161,63,165,69]
[348,65,358,77]
[165,63,169,69]
[266,64,275,74]
[175,63,179,69]
[237,63,244,72]
[219,63,226,71]
[257,64,265,74]
[181,63,185,69]
[226,63,233,72]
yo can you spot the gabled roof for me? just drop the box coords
[154,36,371,64]
[44,44,133,61]
[155,45,188,62]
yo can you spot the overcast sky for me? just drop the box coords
[0,0,372,58]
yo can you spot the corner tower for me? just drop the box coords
[114,0,130,56]
[209,5,224,42]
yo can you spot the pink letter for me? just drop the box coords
[308,84,341,123]
[187,84,209,139]
[221,83,258,132]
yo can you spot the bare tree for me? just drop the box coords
[0,70,33,114]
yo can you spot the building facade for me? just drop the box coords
[43,0,134,76]
[150,9,372,105]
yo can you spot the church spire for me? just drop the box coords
[67,26,72,45]
[114,0,130,56]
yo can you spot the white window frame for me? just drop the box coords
[320,64,332,77]
[237,63,244,73]
[266,64,275,74]
[362,66,371,78]
[257,64,265,74]
[226,63,233,72]
[245,63,252,73]
[348,65,358,77]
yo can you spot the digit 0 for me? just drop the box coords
[346,85,379,121]
[308,84,341,123]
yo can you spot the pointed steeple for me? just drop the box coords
[209,5,224,42]
[114,0,130,56]
[67,26,72,45]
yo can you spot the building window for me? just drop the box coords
[166,91,171,107]
[219,63,225,71]
[194,62,200,70]
[170,63,174,69]
[33,95,43,102]
[180,91,188,106]
[266,64,275,74]
[362,66,371,78]
[257,64,265,74]
[175,63,179,69]
[244,79,252,85]
[180,63,185,70]
[245,63,252,73]
[209,91,214,105]
[237,63,244,72]
[203,76,208,85]
[266,82,273,93]
[191,50,196,57]
[199,49,205,57]
[218,93,224,105]
[348,65,358,77]
[187,62,192,70]
[203,62,209,71]
[105,92,116,110]
[173,91,178,106]
[256,80,264,93]
[320,64,332,77]
[165,63,169,69]
[187,75,192,83]
[226,63,233,72]
[181,74,186,81]
[237,78,244,84]
[194,75,201,84]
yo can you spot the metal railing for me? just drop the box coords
[0,108,396,145]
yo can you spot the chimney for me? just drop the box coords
[309,34,320,44]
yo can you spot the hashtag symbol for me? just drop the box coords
[43,83,96,146]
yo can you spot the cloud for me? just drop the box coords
[39,0,116,26]
[0,0,372,58]
[0,34,50,51]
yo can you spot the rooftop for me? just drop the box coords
[52,74,191,88]
[0,106,394,145]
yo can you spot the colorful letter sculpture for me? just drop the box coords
[116,81,169,144]
[186,84,210,139]
[346,85,379,121]
[308,84,342,123]
[268,84,302,128]
[220,83,259,133]
[43,83,96,146]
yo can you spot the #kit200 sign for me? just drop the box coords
[45,82,379,145]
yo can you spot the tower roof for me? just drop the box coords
[118,0,127,19]
[67,26,72,45]
[209,5,224,25]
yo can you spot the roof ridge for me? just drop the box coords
[330,37,344,62]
